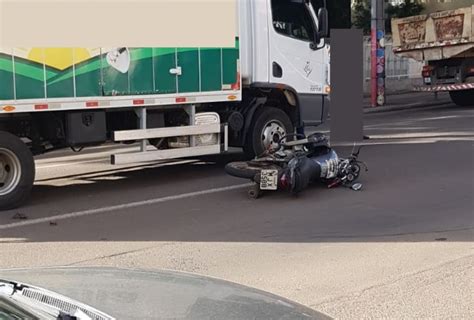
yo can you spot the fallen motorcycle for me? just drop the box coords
[225,132,368,199]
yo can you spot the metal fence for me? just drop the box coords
[363,37,423,81]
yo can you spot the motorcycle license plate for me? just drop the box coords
[260,170,279,190]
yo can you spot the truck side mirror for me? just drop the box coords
[307,2,328,50]
[317,8,329,39]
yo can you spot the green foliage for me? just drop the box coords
[312,0,352,30]
[352,0,371,34]
[327,0,352,29]
[352,0,425,35]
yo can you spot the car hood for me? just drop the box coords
[0,267,331,320]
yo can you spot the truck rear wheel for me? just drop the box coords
[449,90,474,107]
[244,107,294,158]
[0,132,35,210]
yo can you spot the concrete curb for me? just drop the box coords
[363,99,452,114]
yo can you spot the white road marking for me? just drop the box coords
[366,132,474,139]
[0,183,253,230]
[364,113,473,129]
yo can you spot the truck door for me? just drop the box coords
[268,0,328,127]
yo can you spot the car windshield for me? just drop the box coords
[0,297,39,320]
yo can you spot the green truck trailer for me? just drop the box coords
[0,0,331,209]
[0,46,240,101]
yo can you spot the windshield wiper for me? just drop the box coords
[1,280,115,320]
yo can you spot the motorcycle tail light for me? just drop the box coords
[280,173,290,189]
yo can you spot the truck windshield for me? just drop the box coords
[310,0,325,12]
[271,0,316,42]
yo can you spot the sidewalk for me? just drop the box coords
[362,91,451,114]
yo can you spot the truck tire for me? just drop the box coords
[0,132,35,210]
[244,107,294,158]
[449,90,474,107]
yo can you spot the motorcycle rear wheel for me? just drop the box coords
[225,161,282,180]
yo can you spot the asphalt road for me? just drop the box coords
[0,103,473,319]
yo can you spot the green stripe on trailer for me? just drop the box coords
[0,42,239,101]
[223,48,238,85]
[178,48,200,93]
[0,57,14,99]
[130,48,154,94]
[153,49,177,94]
[200,49,222,92]
[15,75,45,99]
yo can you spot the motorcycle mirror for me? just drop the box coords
[351,183,363,191]
[353,146,364,158]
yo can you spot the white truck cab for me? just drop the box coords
[239,0,330,130]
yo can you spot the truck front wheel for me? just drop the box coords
[244,107,294,158]
[449,90,474,107]
[0,132,35,210]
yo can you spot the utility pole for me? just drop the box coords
[371,0,386,107]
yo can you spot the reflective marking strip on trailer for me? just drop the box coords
[0,91,242,113]
[34,104,48,110]
[86,101,99,107]
[2,106,16,112]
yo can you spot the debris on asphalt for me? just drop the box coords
[12,213,28,220]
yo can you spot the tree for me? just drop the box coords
[311,0,352,33]
[352,0,371,34]
[327,0,352,29]
[352,0,425,35]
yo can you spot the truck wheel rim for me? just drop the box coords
[0,148,22,196]
[261,120,286,151]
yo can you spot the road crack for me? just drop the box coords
[310,253,474,309]
[64,244,177,266]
